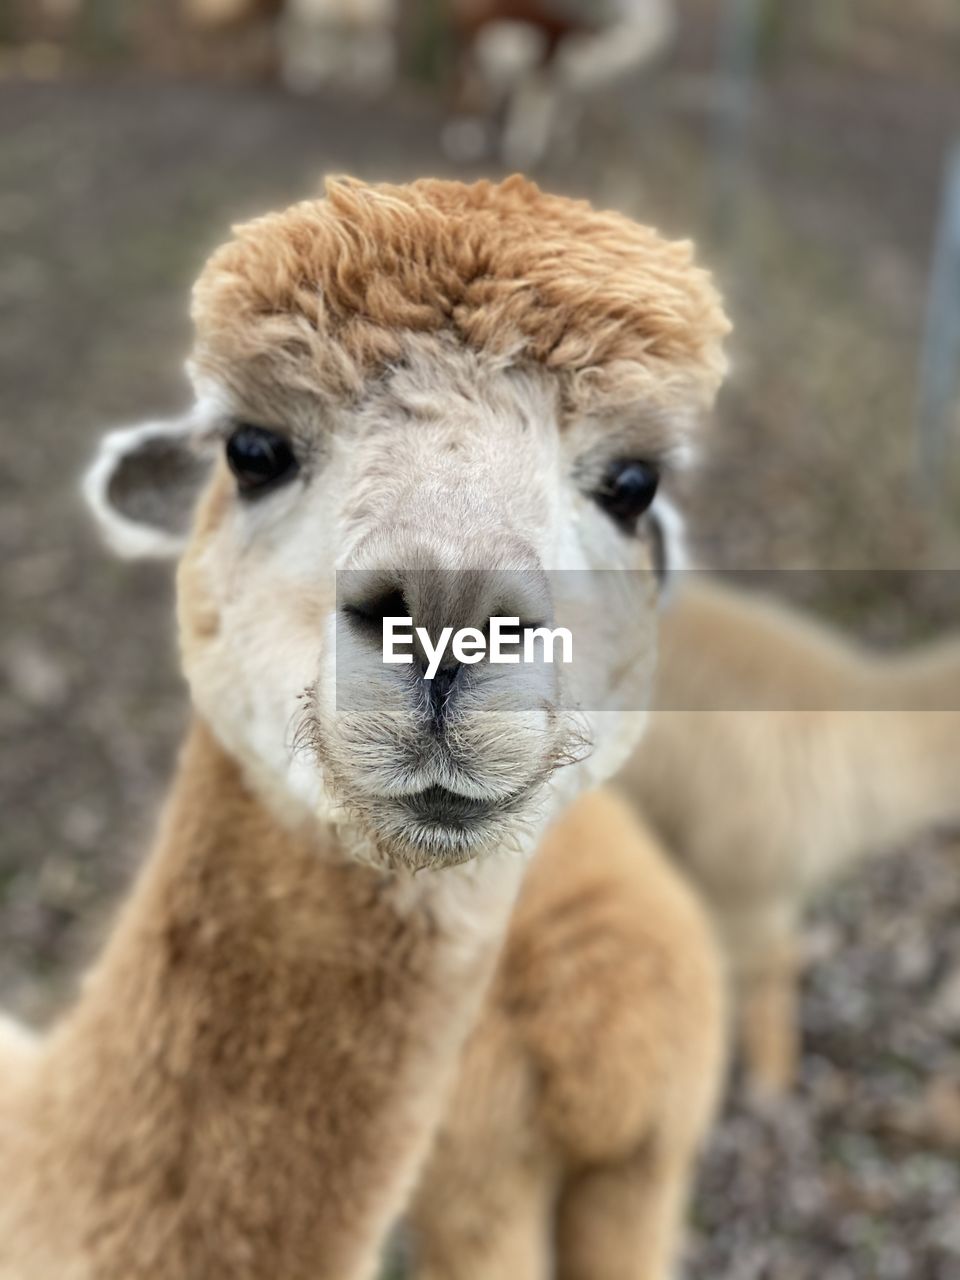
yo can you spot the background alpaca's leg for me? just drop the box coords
[735,925,803,1098]
[717,898,803,1097]
[500,68,560,168]
[554,1146,693,1280]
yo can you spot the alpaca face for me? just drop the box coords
[85,177,728,869]
[172,344,671,868]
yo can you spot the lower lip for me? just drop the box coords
[398,789,497,825]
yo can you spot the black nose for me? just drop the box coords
[339,563,553,724]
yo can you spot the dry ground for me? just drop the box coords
[1,53,958,1279]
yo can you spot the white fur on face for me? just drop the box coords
[130,343,679,869]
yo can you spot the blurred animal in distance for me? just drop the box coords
[446,0,676,166]
[177,0,673,149]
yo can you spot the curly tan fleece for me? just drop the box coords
[191,175,730,416]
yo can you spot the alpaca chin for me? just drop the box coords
[313,721,561,871]
[298,650,577,869]
[358,779,549,871]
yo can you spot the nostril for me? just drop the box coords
[342,586,409,637]
[429,663,461,699]
[427,662,462,725]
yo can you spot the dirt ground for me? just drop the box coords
[1,41,959,1280]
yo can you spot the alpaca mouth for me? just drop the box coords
[398,786,499,825]
[372,781,542,866]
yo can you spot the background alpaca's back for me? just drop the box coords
[616,575,960,1094]
[626,576,960,913]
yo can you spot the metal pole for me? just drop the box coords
[710,0,763,245]
[917,143,960,501]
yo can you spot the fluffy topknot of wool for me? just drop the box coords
[190,174,730,418]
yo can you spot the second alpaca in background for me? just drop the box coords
[177,0,673,161]
[618,575,960,1096]
[446,0,675,165]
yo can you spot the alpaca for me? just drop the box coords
[446,0,675,166]
[616,573,960,1096]
[409,786,726,1280]
[0,176,729,1278]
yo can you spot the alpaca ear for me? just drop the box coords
[83,417,214,560]
[647,494,689,591]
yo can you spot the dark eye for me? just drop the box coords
[226,425,298,495]
[593,459,659,531]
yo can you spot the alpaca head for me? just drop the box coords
[86,176,728,870]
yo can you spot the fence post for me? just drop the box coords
[710,0,763,244]
[917,144,960,501]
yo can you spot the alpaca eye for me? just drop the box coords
[226,426,298,494]
[594,460,659,530]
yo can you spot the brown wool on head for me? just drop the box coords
[191,175,730,417]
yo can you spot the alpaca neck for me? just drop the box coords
[6,720,523,1280]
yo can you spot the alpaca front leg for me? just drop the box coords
[409,1006,557,1280]
[555,1147,692,1280]
[410,1159,554,1280]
